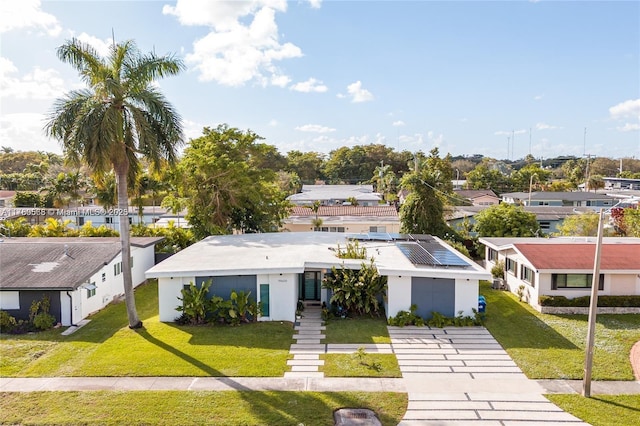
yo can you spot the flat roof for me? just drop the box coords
[146,232,490,280]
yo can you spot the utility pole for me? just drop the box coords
[582,209,605,397]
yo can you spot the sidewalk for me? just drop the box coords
[1,376,638,394]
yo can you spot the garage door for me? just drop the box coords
[195,276,256,299]
[411,277,455,319]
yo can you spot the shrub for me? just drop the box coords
[491,260,505,279]
[33,313,56,330]
[323,259,387,317]
[176,280,212,325]
[539,295,640,307]
[388,304,424,327]
[0,310,17,333]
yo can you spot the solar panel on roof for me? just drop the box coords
[396,241,470,268]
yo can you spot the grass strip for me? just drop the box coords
[0,391,408,426]
[546,394,640,426]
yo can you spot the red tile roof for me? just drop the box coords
[290,205,398,217]
[515,243,640,270]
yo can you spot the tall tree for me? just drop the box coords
[45,38,184,329]
[176,124,290,238]
[474,203,539,237]
[399,148,453,237]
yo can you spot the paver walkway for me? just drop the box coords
[389,326,590,425]
[285,305,325,378]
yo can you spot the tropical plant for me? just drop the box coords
[28,218,76,237]
[176,281,211,325]
[0,217,31,237]
[230,290,252,323]
[45,38,184,328]
[336,240,367,259]
[387,304,424,327]
[473,203,539,237]
[323,259,387,316]
[78,221,119,237]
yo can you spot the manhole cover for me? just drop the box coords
[334,408,381,426]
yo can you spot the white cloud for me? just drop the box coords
[534,94,544,101]
[307,0,322,9]
[290,77,328,93]
[0,57,65,100]
[392,120,405,127]
[0,112,60,153]
[0,0,61,36]
[75,33,112,58]
[164,0,302,87]
[609,98,640,120]
[295,124,336,133]
[268,119,278,127]
[494,129,527,136]
[345,81,374,103]
[427,131,444,147]
[373,132,386,144]
[535,122,559,130]
[617,123,640,132]
[609,98,640,133]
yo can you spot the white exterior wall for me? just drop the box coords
[386,275,412,318]
[258,273,297,322]
[537,272,640,300]
[454,278,480,316]
[158,276,194,322]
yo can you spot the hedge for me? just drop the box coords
[539,295,640,307]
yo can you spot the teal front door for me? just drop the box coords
[300,271,321,301]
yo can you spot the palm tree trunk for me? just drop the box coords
[115,162,142,329]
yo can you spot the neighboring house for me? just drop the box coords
[146,232,490,323]
[501,191,615,209]
[479,237,640,309]
[0,237,162,325]
[0,191,16,208]
[447,205,594,235]
[287,184,382,207]
[453,189,500,206]
[60,205,172,228]
[282,205,400,234]
[603,177,640,191]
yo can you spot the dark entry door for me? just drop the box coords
[301,271,321,301]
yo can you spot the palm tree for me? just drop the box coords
[45,38,184,328]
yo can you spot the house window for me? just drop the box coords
[130,256,134,268]
[86,282,96,298]
[329,227,345,232]
[539,221,551,230]
[101,273,106,282]
[551,274,604,290]
[487,248,498,262]
[369,226,386,233]
[506,258,517,276]
[105,217,113,224]
[521,265,535,287]
[114,262,122,276]
[78,217,85,226]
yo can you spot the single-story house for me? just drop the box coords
[479,237,640,308]
[453,189,500,206]
[145,232,491,323]
[282,205,400,234]
[501,191,615,209]
[287,185,382,207]
[0,237,162,326]
[447,205,594,235]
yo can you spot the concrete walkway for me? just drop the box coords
[389,326,591,425]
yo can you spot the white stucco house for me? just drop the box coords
[0,237,162,326]
[145,232,490,323]
[479,237,640,309]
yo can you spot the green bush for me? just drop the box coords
[33,313,56,330]
[539,295,640,307]
[388,304,424,327]
[0,310,17,333]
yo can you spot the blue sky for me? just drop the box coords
[1,0,639,160]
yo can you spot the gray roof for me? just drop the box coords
[288,185,382,203]
[447,205,594,221]
[0,237,162,290]
[501,191,614,201]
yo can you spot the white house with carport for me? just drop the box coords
[479,237,640,309]
[0,237,162,326]
[146,232,491,323]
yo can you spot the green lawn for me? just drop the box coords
[324,316,390,344]
[0,281,294,377]
[322,353,402,377]
[0,391,408,426]
[480,281,640,380]
[546,394,640,426]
